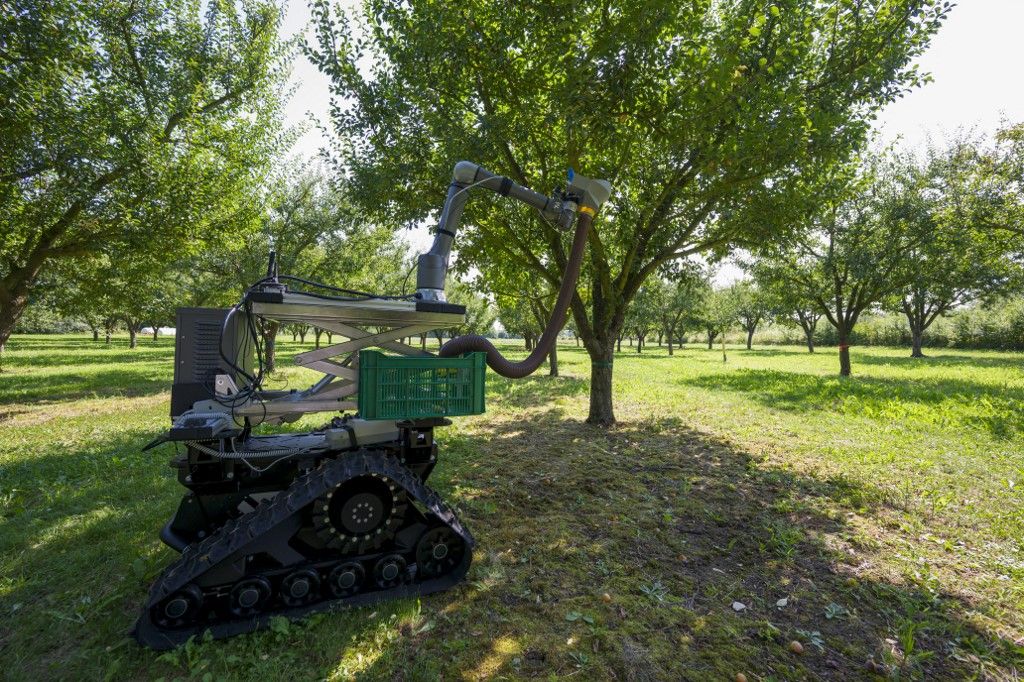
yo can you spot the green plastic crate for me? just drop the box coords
[357,350,486,420]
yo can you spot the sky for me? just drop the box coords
[280,0,1024,278]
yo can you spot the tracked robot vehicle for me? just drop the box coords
[134,162,611,649]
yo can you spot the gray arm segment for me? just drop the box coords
[415,161,611,300]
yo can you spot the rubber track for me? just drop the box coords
[133,450,474,650]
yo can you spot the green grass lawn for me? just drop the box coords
[1,334,1022,680]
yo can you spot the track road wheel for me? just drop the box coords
[328,561,365,598]
[281,569,320,606]
[229,576,272,617]
[373,554,407,589]
[416,526,466,578]
[154,583,203,628]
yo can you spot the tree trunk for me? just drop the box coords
[838,326,851,376]
[265,321,279,372]
[667,329,674,356]
[92,328,100,342]
[628,337,632,347]
[902,294,934,358]
[299,327,307,344]
[804,326,815,353]
[746,327,754,350]
[0,304,18,370]
[575,335,580,347]
[616,335,622,352]
[636,334,643,353]
[657,332,663,346]
[587,346,615,425]
[721,333,727,363]
[548,341,558,377]
[420,333,426,350]
[706,329,715,350]
[316,329,323,348]
[910,328,925,358]
[152,326,159,342]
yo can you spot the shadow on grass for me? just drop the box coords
[351,409,1021,679]
[853,351,1024,370]
[0,367,171,406]
[681,368,1023,439]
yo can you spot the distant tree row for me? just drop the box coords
[588,133,1023,376]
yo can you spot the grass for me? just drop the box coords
[1,334,1023,680]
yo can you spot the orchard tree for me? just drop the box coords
[309,0,949,423]
[732,281,770,350]
[955,123,1024,241]
[496,295,540,351]
[699,287,740,361]
[625,285,660,353]
[752,259,822,352]
[658,264,707,356]
[762,156,930,375]
[0,0,286,368]
[891,137,1020,357]
[448,280,498,338]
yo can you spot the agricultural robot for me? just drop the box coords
[134,162,611,649]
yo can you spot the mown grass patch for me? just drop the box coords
[1,335,1022,680]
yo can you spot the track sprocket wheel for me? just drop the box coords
[311,472,408,553]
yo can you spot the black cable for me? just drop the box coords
[400,260,417,297]
[200,268,415,425]
[275,274,416,301]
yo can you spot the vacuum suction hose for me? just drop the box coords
[438,210,594,378]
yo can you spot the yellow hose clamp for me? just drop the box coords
[579,206,597,216]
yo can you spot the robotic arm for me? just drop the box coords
[416,161,611,378]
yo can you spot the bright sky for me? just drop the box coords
[280,0,1024,277]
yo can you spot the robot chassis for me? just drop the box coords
[134,162,610,649]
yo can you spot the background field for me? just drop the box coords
[1,335,1022,680]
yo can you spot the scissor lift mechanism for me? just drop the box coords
[218,292,466,422]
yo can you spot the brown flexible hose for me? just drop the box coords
[438,211,593,378]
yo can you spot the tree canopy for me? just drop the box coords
[888,137,1021,356]
[308,0,950,424]
[0,0,288,362]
